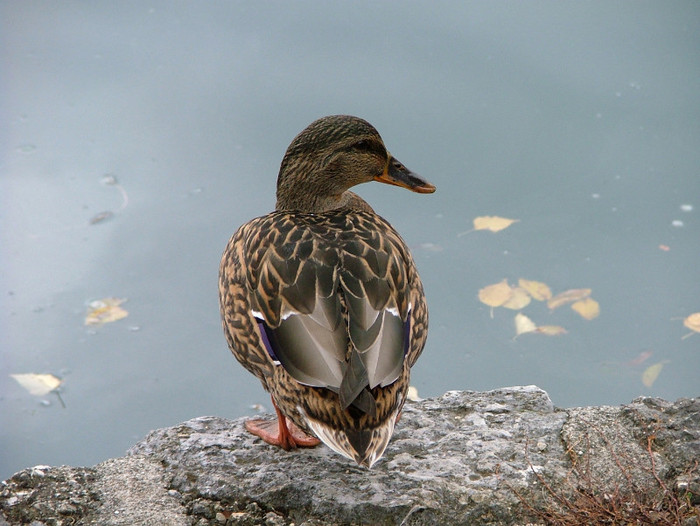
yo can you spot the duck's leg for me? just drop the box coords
[245,395,321,450]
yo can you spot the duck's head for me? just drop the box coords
[275,115,435,212]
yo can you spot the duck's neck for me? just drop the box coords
[275,190,375,214]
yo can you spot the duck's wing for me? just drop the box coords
[241,212,414,415]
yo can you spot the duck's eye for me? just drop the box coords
[353,139,373,151]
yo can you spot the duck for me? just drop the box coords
[218,115,435,468]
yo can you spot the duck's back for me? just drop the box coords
[219,209,428,414]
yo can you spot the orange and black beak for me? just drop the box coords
[374,155,436,194]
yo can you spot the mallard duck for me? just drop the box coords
[219,115,435,468]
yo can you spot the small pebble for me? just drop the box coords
[265,511,286,526]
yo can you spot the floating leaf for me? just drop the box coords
[11,373,62,396]
[571,297,600,320]
[535,325,568,336]
[513,314,566,338]
[518,279,552,301]
[85,297,128,326]
[514,313,537,336]
[407,386,422,402]
[458,216,520,236]
[502,287,532,310]
[417,242,443,252]
[473,216,519,232]
[642,361,668,387]
[89,211,114,225]
[478,279,513,308]
[627,350,653,367]
[682,312,700,339]
[547,288,591,310]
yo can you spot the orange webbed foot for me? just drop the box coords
[245,397,320,450]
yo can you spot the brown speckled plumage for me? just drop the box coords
[219,115,434,467]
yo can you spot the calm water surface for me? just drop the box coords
[2,2,699,479]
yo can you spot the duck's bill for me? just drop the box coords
[374,156,436,194]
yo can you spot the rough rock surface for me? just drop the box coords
[1,386,698,525]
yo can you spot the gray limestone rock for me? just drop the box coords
[1,387,698,525]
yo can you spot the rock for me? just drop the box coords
[1,387,698,525]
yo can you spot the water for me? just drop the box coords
[1,2,699,480]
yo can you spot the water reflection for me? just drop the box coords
[1,2,699,479]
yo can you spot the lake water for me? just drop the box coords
[1,2,699,480]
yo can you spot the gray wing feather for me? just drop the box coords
[345,287,405,390]
[273,295,347,388]
[251,213,411,415]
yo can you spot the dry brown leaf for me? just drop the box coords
[518,279,552,301]
[627,350,653,367]
[547,288,592,310]
[89,211,114,225]
[535,325,568,336]
[85,297,128,326]
[502,287,532,310]
[10,373,62,396]
[478,279,513,308]
[514,313,537,336]
[571,297,600,320]
[473,216,520,232]
[642,361,668,387]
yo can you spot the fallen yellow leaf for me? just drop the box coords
[682,312,700,339]
[514,313,537,336]
[85,297,128,326]
[502,287,532,310]
[547,288,591,310]
[571,297,600,320]
[535,325,568,336]
[478,279,514,308]
[518,278,552,301]
[10,373,62,396]
[642,361,669,387]
[407,386,422,402]
[473,216,520,233]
